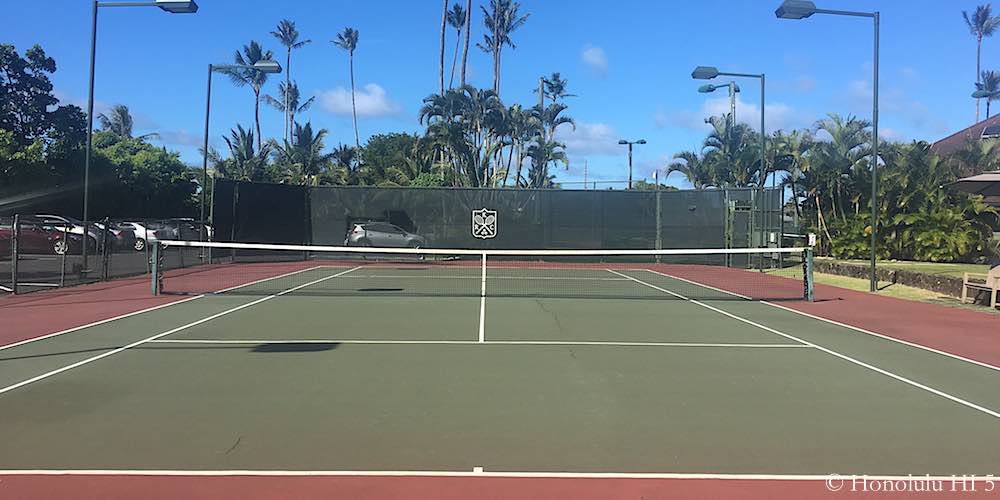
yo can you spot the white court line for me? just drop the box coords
[646,268,1000,374]
[212,265,327,294]
[645,269,753,301]
[148,339,809,348]
[760,300,1000,374]
[0,267,361,397]
[0,295,204,353]
[0,265,328,353]
[342,274,629,281]
[0,469,996,481]
[607,269,1000,420]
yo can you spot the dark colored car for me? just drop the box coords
[151,219,206,241]
[34,214,103,249]
[95,221,138,252]
[344,222,427,248]
[0,222,92,256]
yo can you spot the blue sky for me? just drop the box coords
[4,0,995,188]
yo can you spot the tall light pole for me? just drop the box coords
[776,0,880,292]
[693,66,766,262]
[698,82,740,148]
[82,0,198,274]
[200,60,282,252]
[618,139,647,189]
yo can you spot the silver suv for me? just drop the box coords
[345,222,426,248]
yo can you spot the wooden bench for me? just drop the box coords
[962,267,1000,310]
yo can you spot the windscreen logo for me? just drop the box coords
[472,208,497,239]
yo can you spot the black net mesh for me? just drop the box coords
[154,242,812,302]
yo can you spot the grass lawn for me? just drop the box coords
[812,271,1000,315]
[816,257,989,278]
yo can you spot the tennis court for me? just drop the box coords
[1,242,999,497]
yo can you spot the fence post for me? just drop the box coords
[804,247,814,302]
[101,217,111,281]
[143,223,150,274]
[151,242,160,296]
[59,223,68,287]
[11,214,19,295]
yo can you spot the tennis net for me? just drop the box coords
[152,241,814,302]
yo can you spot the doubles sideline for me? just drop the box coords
[0,266,361,397]
[614,269,1000,420]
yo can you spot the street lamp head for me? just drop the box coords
[636,139,647,145]
[972,89,995,99]
[618,139,629,145]
[697,84,718,93]
[253,60,283,74]
[692,66,720,80]
[775,0,816,19]
[155,0,199,13]
[732,83,741,93]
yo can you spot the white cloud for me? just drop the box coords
[52,89,110,116]
[581,45,608,76]
[317,83,401,118]
[554,121,621,156]
[658,96,808,134]
[151,130,203,148]
[879,127,904,141]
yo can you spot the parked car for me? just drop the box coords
[0,222,92,256]
[92,221,138,252]
[34,214,103,248]
[0,223,10,258]
[117,221,158,251]
[148,218,212,241]
[344,222,427,248]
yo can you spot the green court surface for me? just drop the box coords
[1,265,999,475]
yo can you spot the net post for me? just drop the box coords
[804,247,814,302]
[151,242,160,296]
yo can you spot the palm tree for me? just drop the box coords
[977,69,1000,118]
[770,129,814,224]
[534,102,575,144]
[220,41,275,151]
[447,3,466,89]
[460,0,472,87]
[667,151,716,190]
[271,121,334,185]
[542,72,575,102]
[333,28,361,148]
[702,115,759,188]
[220,124,272,182]
[271,20,311,143]
[332,144,360,184]
[526,138,567,188]
[963,4,1000,122]
[97,104,158,140]
[439,0,448,94]
[502,103,540,186]
[263,81,316,139]
[477,0,530,98]
[811,113,871,221]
